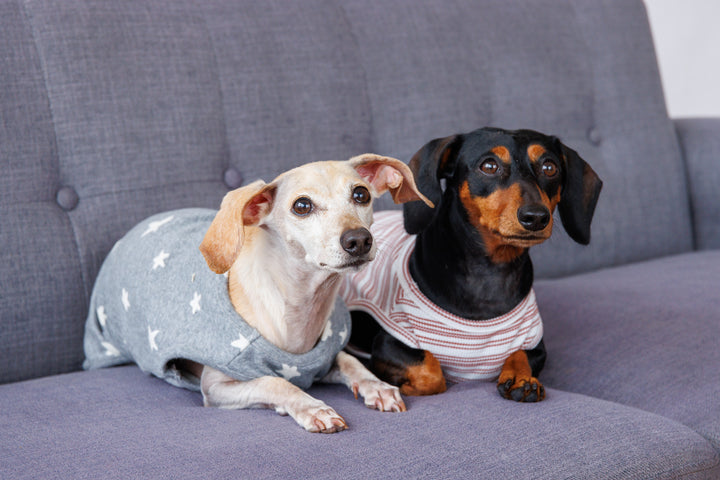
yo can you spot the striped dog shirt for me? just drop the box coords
[339,211,543,383]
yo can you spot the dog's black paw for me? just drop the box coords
[497,350,545,402]
[497,377,545,402]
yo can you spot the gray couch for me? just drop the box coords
[1,0,719,478]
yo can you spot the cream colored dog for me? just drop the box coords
[188,154,431,432]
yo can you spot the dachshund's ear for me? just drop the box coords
[403,135,462,234]
[555,140,603,245]
[199,180,277,273]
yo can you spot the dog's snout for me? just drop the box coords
[340,228,373,257]
[517,205,550,231]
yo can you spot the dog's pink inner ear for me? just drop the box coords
[356,163,402,194]
[379,167,403,190]
[242,191,274,225]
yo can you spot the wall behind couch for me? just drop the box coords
[644,0,720,118]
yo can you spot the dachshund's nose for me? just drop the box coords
[340,228,373,256]
[517,205,550,231]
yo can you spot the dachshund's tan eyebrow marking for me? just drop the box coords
[527,144,547,163]
[491,145,511,163]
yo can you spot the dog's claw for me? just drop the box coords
[391,402,406,413]
[352,382,359,400]
[315,416,347,434]
[497,378,514,398]
[295,402,348,433]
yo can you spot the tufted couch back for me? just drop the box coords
[1,0,692,384]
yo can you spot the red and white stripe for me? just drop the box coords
[339,210,544,383]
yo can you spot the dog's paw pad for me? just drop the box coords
[497,377,545,403]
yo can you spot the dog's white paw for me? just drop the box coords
[288,401,348,433]
[353,379,406,412]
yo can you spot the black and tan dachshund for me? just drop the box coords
[341,127,602,402]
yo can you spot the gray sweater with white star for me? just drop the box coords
[83,209,350,391]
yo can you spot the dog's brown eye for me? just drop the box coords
[352,186,371,205]
[542,160,558,178]
[480,159,500,176]
[292,197,313,216]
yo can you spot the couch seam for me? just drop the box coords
[0,177,225,210]
[335,0,376,155]
[675,450,720,479]
[569,0,598,148]
[20,0,92,305]
[199,5,234,188]
[672,121,700,251]
[69,178,226,203]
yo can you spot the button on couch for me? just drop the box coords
[1,0,718,478]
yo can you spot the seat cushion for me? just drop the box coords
[0,366,717,479]
[536,250,720,450]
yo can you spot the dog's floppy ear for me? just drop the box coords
[555,140,603,245]
[200,180,277,273]
[403,135,462,234]
[349,154,433,207]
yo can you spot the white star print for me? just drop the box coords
[96,306,108,328]
[102,341,120,357]
[231,332,250,351]
[276,364,301,381]
[141,215,174,237]
[339,326,348,343]
[148,326,160,351]
[121,288,130,311]
[321,321,333,342]
[190,292,202,314]
[152,250,170,270]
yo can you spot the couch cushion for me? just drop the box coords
[0,366,717,479]
[536,250,720,450]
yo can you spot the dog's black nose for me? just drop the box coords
[517,205,551,231]
[340,228,373,256]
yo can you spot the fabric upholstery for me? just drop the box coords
[536,250,720,450]
[1,366,718,480]
[0,0,88,383]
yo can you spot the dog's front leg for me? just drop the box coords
[496,349,546,402]
[200,366,347,433]
[322,351,406,412]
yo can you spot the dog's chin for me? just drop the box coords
[493,230,551,248]
[318,257,373,274]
